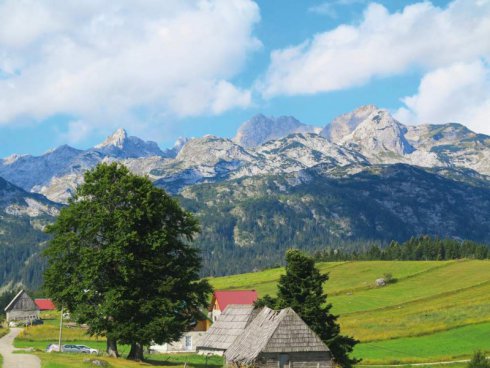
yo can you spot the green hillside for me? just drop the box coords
[208,260,490,364]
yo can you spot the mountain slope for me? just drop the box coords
[178,164,490,275]
[0,177,60,289]
[2,106,490,204]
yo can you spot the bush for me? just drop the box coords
[468,350,490,368]
[383,273,396,284]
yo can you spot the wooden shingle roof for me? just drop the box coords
[225,307,330,364]
[197,304,256,351]
[4,290,38,312]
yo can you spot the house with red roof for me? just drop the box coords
[34,299,56,311]
[210,290,258,322]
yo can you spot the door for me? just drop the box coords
[279,354,290,368]
[184,335,192,351]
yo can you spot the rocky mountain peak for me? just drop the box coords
[92,129,165,159]
[341,109,415,160]
[321,104,379,142]
[95,128,128,149]
[233,114,319,148]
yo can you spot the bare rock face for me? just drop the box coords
[341,109,415,162]
[233,114,320,148]
[1,106,490,204]
[321,104,378,142]
[93,128,166,158]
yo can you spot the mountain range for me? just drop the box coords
[1,105,490,286]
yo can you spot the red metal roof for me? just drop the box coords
[34,299,56,311]
[213,290,258,311]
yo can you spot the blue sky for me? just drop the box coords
[0,0,488,157]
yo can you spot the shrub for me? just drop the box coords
[468,350,490,368]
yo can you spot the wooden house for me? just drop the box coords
[197,304,257,356]
[4,290,40,323]
[210,290,257,322]
[224,307,333,368]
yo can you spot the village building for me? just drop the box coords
[150,312,210,353]
[34,298,56,311]
[224,307,333,368]
[4,290,40,323]
[197,304,257,356]
[210,290,257,322]
[152,290,258,354]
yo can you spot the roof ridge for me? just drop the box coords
[4,290,25,312]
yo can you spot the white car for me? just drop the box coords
[46,344,60,353]
[46,344,98,355]
[75,345,99,355]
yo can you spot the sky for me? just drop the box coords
[0,0,489,157]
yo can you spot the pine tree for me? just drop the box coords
[257,249,359,367]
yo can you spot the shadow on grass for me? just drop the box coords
[143,356,223,368]
[144,360,222,368]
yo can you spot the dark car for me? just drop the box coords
[26,319,44,326]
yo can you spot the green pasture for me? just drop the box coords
[32,352,223,368]
[354,322,490,364]
[208,261,452,297]
[211,259,490,363]
[13,260,490,365]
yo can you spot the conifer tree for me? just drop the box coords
[257,249,359,367]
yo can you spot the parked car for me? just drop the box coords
[46,344,98,354]
[26,319,44,326]
[46,344,60,352]
[75,345,99,355]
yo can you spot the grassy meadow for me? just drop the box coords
[31,352,223,368]
[15,312,222,368]
[209,259,490,363]
[12,260,490,366]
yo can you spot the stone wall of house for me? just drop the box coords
[6,309,40,322]
[150,331,207,353]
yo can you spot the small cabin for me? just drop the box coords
[210,290,258,322]
[224,307,334,368]
[4,290,40,323]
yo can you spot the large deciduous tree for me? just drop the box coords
[44,163,211,360]
[256,249,359,367]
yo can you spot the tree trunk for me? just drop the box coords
[106,337,119,358]
[127,342,144,361]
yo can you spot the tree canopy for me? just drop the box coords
[43,163,211,360]
[256,249,359,368]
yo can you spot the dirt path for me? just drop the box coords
[0,328,41,368]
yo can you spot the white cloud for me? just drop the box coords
[0,0,260,131]
[261,0,490,97]
[60,120,92,145]
[395,61,490,134]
